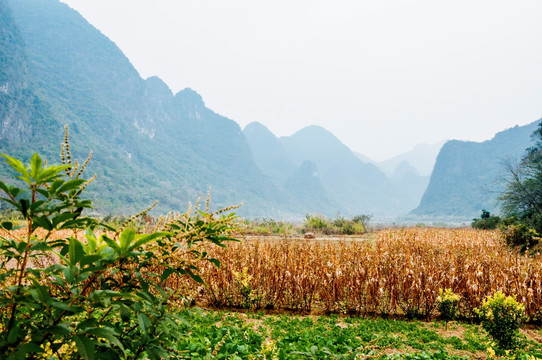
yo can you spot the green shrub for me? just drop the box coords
[351,214,372,230]
[472,210,501,230]
[245,218,294,236]
[475,291,527,350]
[499,217,539,252]
[437,289,461,326]
[304,214,330,233]
[304,214,367,235]
[0,130,240,359]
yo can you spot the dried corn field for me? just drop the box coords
[170,228,542,320]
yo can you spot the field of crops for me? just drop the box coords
[168,228,542,320]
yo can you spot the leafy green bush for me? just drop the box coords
[0,132,240,359]
[304,214,330,233]
[475,291,527,350]
[437,289,461,326]
[304,214,367,235]
[499,217,539,252]
[472,210,501,230]
[244,218,294,236]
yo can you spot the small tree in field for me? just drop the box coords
[500,122,542,234]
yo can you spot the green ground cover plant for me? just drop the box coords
[170,309,542,359]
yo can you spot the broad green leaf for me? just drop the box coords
[120,305,131,322]
[14,343,44,357]
[52,212,78,228]
[1,221,13,231]
[119,228,135,253]
[28,241,53,252]
[47,323,72,336]
[19,198,29,218]
[74,334,96,360]
[63,266,75,284]
[207,258,221,268]
[85,228,97,254]
[103,236,121,255]
[28,281,51,305]
[145,345,168,360]
[1,154,31,183]
[30,153,42,180]
[0,180,11,195]
[129,232,170,252]
[84,327,124,352]
[69,237,76,266]
[38,164,72,183]
[32,215,53,231]
[185,268,204,284]
[56,178,86,194]
[68,237,85,266]
[50,300,79,313]
[80,254,103,267]
[160,268,175,281]
[137,312,150,335]
[6,322,21,344]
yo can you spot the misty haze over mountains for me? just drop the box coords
[0,0,540,221]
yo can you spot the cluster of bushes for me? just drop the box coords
[243,214,371,236]
[471,209,502,230]
[243,218,295,236]
[438,289,527,352]
[303,214,369,235]
[472,210,540,253]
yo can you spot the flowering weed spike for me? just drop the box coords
[75,151,92,179]
[206,186,211,212]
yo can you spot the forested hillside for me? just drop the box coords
[412,120,541,219]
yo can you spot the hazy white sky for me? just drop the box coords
[60,0,542,161]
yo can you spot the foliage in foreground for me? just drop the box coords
[172,309,542,359]
[436,289,461,326]
[476,291,527,350]
[0,137,240,359]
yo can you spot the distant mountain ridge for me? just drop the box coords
[244,123,430,217]
[1,0,296,217]
[378,141,446,177]
[411,120,541,219]
[1,0,537,220]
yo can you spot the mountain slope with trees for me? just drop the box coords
[1,0,294,216]
[412,120,541,219]
[2,0,538,220]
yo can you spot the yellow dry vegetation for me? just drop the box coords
[183,228,542,318]
[4,227,540,319]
